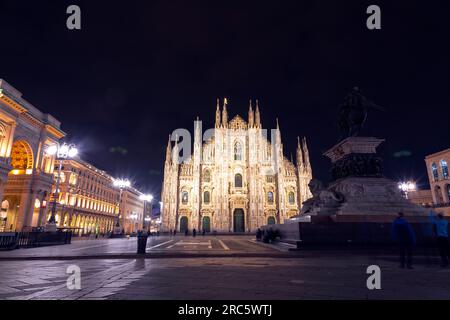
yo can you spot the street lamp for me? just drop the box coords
[112,178,130,236]
[398,181,416,199]
[140,194,153,232]
[46,143,78,232]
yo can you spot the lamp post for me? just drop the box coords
[112,178,130,236]
[398,181,416,199]
[140,194,153,232]
[45,143,78,232]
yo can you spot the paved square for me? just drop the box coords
[0,236,449,300]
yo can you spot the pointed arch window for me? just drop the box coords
[288,192,295,205]
[203,169,211,183]
[235,174,243,188]
[181,191,189,205]
[234,141,242,161]
[267,191,274,204]
[441,160,449,179]
[204,191,210,204]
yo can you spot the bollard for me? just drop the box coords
[137,233,148,254]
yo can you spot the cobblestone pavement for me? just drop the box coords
[0,237,449,300]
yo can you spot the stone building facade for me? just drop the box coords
[120,187,145,234]
[0,79,146,233]
[425,148,450,215]
[49,158,120,235]
[161,99,313,233]
[0,79,64,232]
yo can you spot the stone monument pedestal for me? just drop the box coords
[45,222,58,233]
[303,137,427,222]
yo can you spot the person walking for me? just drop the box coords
[392,212,416,269]
[432,213,449,267]
[193,228,197,237]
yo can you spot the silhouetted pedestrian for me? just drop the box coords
[185,228,188,236]
[421,211,436,267]
[202,229,206,236]
[256,228,262,241]
[392,212,416,269]
[432,213,449,267]
[193,228,197,237]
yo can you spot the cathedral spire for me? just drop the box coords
[248,99,254,128]
[296,136,304,169]
[275,118,282,144]
[215,98,221,128]
[172,134,179,164]
[302,137,311,170]
[165,135,172,164]
[222,98,228,128]
[255,100,261,128]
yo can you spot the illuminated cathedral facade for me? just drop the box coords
[161,99,313,233]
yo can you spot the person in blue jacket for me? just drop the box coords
[392,212,416,269]
[430,213,449,267]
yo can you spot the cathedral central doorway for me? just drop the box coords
[233,209,245,233]
[180,216,188,233]
[202,216,211,233]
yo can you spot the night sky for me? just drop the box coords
[1,0,449,199]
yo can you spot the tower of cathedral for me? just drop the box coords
[161,99,313,233]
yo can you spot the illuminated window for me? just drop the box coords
[234,142,242,161]
[431,163,439,181]
[235,174,243,188]
[441,160,449,179]
[54,171,66,183]
[69,173,78,185]
[182,191,189,204]
[267,191,274,204]
[288,192,295,205]
[204,191,210,204]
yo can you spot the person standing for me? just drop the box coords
[392,212,416,269]
[193,228,197,237]
[421,211,437,267]
[432,213,449,267]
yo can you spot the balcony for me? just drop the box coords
[5,170,53,193]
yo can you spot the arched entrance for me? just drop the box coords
[180,216,188,233]
[10,140,34,173]
[202,216,211,233]
[233,209,245,233]
[267,216,276,225]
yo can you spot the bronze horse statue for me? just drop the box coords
[338,87,384,140]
